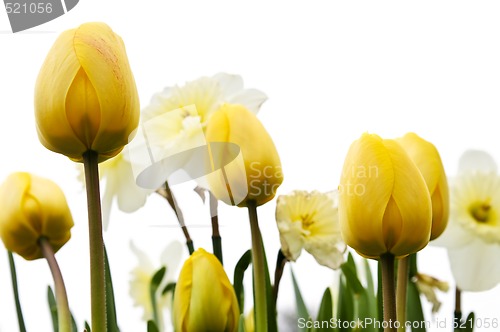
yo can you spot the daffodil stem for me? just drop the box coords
[210,191,223,264]
[273,249,288,304]
[83,150,106,332]
[163,182,194,255]
[7,251,27,332]
[39,237,71,332]
[248,200,268,332]
[381,253,397,332]
[454,287,462,321]
[396,256,409,332]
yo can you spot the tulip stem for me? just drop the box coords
[381,253,397,332]
[248,200,268,332]
[39,237,71,332]
[210,191,223,264]
[7,251,27,332]
[83,150,107,332]
[396,256,409,332]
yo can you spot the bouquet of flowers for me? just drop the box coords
[1,21,499,332]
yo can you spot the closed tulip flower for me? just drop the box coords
[173,248,239,332]
[338,133,432,259]
[35,22,139,163]
[205,104,283,207]
[0,173,74,260]
[397,133,449,240]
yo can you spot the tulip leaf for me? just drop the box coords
[314,288,334,332]
[84,321,91,332]
[8,251,27,332]
[150,266,167,330]
[262,243,278,332]
[233,249,252,313]
[291,268,312,332]
[238,314,247,332]
[337,271,354,332]
[48,286,58,332]
[147,320,159,332]
[407,279,426,332]
[104,245,120,332]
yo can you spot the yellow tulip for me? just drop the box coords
[205,104,283,207]
[0,173,74,260]
[35,22,140,163]
[397,133,449,240]
[173,248,239,332]
[338,133,432,259]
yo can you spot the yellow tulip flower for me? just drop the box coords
[173,248,239,332]
[397,133,449,240]
[205,104,283,207]
[35,22,139,163]
[0,173,74,260]
[338,133,432,259]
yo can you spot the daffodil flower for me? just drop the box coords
[276,190,346,269]
[129,240,183,332]
[433,150,500,291]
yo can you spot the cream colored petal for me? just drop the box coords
[212,73,244,96]
[34,29,87,159]
[430,217,474,249]
[160,240,184,281]
[339,133,393,258]
[304,235,345,269]
[447,238,500,291]
[226,88,268,114]
[458,150,497,174]
[277,219,305,261]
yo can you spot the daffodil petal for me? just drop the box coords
[458,150,498,174]
[212,73,244,96]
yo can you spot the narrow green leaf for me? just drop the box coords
[262,243,278,332]
[104,246,120,332]
[161,282,176,296]
[8,251,27,332]
[47,286,58,332]
[314,288,333,332]
[147,320,160,332]
[71,314,78,332]
[150,266,167,329]
[291,268,312,332]
[84,321,91,332]
[406,280,426,332]
[233,250,252,313]
[340,263,364,294]
[336,273,353,332]
[238,314,247,332]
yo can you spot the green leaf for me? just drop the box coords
[233,250,252,313]
[147,320,160,332]
[238,314,247,332]
[463,312,475,332]
[48,286,58,332]
[407,279,426,332]
[337,272,353,332]
[84,321,91,332]
[262,244,278,332]
[104,246,120,332]
[314,288,333,332]
[8,251,27,332]
[292,268,312,332]
[150,266,167,329]
[161,282,176,296]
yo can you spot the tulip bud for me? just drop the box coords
[205,104,283,207]
[0,173,74,260]
[397,133,449,240]
[338,133,432,259]
[173,248,239,332]
[35,22,140,163]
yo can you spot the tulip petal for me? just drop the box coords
[339,133,393,258]
[383,140,432,256]
[447,238,500,291]
[73,22,139,155]
[34,29,88,159]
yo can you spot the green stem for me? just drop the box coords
[83,150,106,332]
[8,251,27,332]
[454,287,462,322]
[39,238,71,332]
[396,256,409,332]
[247,200,268,332]
[381,253,397,332]
[273,249,288,305]
[210,191,223,264]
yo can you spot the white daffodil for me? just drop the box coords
[78,152,153,230]
[276,190,346,269]
[129,240,183,332]
[433,150,500,291]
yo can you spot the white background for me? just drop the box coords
[1,1,500,331]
